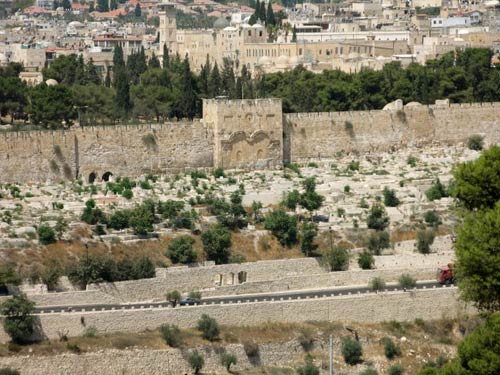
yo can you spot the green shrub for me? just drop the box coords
[80,199,107,225]
[264,209,298,247]
[221,352,237,371]
[348,160,360,171]
[416,229,435,254]
[300,221,318,257]
[424,210,441,227]
[407,155,418,167]
[383,187,400,207]
[341,338,363,365]
[425,179,448,201]
[166,236,197,264]
[201,226,232,264]
[141,133,156,148]
[323,246,349,271]
[0,294,35,344]
[358,251,374,270]
[281,189,301,210]
[307,162,318,168]
[389,364,404,375]
[166,290,181,307]
[66,343,81,354]
[369,277,386,291]
[359,369,378,375]
[296,354,319,375]
[365,231,390,255]
[366,204,389,231]
[360,198,369,208]
[139,180,152,190]
[188,350,204,374]
[0,368,20,375]
[467,134,484,151]
[160,324,182,347]
[83,326,97,338]
[286,163,301,175]
[382,337,401,359]
[108,210,130,230]
[213,167,225,178]
[122,189,133,200]
[344,185,351,193]
[398,273,417,289]
[197,314,220,341]
[37,223,56,245]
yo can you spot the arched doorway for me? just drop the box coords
[102,171,113,182]
[88,172,97,184]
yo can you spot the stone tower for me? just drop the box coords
[203,98,283,170]
[158,2,177,54]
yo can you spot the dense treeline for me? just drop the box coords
[0,47,498,128]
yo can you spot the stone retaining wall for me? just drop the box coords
[0,287,471,344]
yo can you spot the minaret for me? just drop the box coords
[158,2,178,54]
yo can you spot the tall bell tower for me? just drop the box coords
[158,2,178,54]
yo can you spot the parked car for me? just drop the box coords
[180,297,200,306]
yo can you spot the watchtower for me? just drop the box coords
[158,2,178,54]
[203,98,283,169]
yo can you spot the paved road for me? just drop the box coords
[34,281,453,314]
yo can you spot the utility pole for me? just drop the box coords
[329,334,333,375]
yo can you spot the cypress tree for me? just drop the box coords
[149,52,161,69]
[199,55,211,98]
[113,45,125,70]
[104,69,111,87]
[259,1,266,22]
[292,25,297,43]
[110,0,117,10]
[97,0,108,12]
[113,68,130,118]
[178,55,197,119]
[162,44,170,69]
[135,3,141,17]
[208,62,221,97]
[266,1,276,26]
[86,58,102,85]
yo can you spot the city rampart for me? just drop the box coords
[285,102,500,161]
[0,121,213,184]
[0,100,498,183]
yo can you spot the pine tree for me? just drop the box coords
[208,62,221,97]
[266,1,276,26]
[134,3,141,17]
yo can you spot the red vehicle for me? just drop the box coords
[437,263,455,284]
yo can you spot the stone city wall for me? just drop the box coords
[0,121,213,184]
[0,101,498,182]
[0,287,471,344]
[285,102,500,161]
